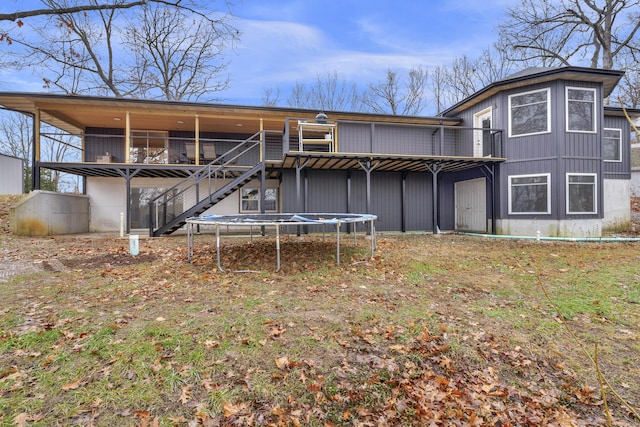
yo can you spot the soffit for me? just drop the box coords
[0,93,460,136]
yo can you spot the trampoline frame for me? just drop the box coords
[186,213,377,272]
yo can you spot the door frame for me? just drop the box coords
[473,107,492,158]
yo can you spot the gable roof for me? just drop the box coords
[441,66,625,116]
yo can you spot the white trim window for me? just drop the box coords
[566,174,597,214]
[508,88,551,137]
[603,128,622,162]
[566,87,596,133]
[508,173,551,214]
[240,187,278,212]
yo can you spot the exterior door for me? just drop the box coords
[455,178,486,232]
[473,108,492,158]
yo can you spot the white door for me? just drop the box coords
[455,178,486,232]
[473,108,492,158]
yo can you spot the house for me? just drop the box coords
[0,153,24,195]
[1,66,638,237]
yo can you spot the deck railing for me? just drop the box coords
[283,118,504,158]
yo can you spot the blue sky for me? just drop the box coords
[0,0,515,106]
[225,0,514,105]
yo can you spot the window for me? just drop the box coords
[566,87,596,132]
[509,88,550,137]
[240,188,278,212]
[603,128,622,162]
[130,187,181,229]
[509,174,550,214]
[130,130,168,164]
[566,174,597,214]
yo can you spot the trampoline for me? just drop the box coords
[186,213,377,272]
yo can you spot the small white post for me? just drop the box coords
[119,212,125,237]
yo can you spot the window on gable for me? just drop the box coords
[566,88,596,132]
[508,174,550,214]
[509,88,550,137]
[603,128,622,162]
[566,174,597,214]
[240,188,278,212]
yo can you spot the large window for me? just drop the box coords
[130,130,168,164]
[240,188,278,212]
[566,174,597,214]
[566,87,596,133]
[509,88,550,137]
[603,128,622,162]
[509,174,550,214]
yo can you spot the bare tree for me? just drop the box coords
[1,0,238,100]
[0,112,80,191]
[261,87,280,107]
[0,112,32,162]
[361,67,429,116]
[498,0,640,70]
[125,3,236,101]
[286,72,362,112]
[0,1,214,23]
[430,47,517,110]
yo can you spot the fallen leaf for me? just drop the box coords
[61,378,82,391]
[223,401,247,418]
[179,385,191,404]
[275,356,290,370]
[13,413,30,427]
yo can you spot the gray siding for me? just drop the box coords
[494,80,607,221]
[281,169,437,232]
[603,115,631,179]
[337,123,371,152]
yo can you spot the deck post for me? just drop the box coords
[427,163,442,234]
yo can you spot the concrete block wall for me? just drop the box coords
[10,190,90,235]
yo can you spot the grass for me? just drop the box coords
[1,233,639,425]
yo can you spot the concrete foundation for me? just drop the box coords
[10,190,90,236]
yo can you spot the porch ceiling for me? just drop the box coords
[0,92,460,136]
[276,152,506,173]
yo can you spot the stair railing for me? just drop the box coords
[149,131,263,236]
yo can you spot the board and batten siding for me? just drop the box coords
[336,123,372,153]
[281,169,436,232]
[602,115,631,179]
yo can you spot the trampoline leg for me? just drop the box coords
[370,221,376,258]
[216,225,224,272]
[354,222,357,245]
[336,222,341,266]
[276,225,281,272]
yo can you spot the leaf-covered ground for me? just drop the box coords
[1,195,639,426]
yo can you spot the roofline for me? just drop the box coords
[441,66,625,116]
[604,106,640,119]
[0,91,461,126]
